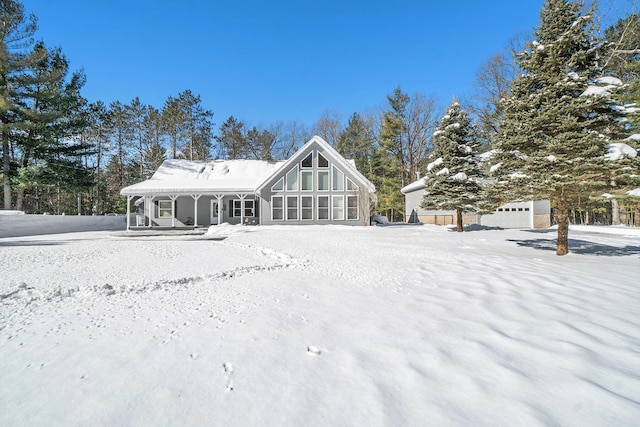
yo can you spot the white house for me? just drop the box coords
[120,136,376,230]
[400,178,551,229]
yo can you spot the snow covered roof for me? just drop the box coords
[401,178,426,194]
[121,159,285,195]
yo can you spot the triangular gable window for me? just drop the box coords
[286,165,299,191]
[271,177,284,192]
[346,178,358,191]
[332,165,344,191]
[318,153,329,168]
[301,152,313,168]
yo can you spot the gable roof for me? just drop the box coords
[401,178,426,194]
[120,158,285,195]
[256,135,376,196]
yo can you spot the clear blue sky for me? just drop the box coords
[21,0,544,129]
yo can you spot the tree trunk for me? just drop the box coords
[611,199,621,225]
[2,129,12,210]
[456,207,463,232]
[556,196,569,256]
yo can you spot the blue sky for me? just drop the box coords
[21,1,544,128]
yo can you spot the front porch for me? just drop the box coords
[124,193,260,231]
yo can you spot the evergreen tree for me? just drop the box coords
[216,115,248,159]
[376,88,407,221]
[175,90,213,161]
[491,0,626,255]
[337,112,376,177]
[420,100,484,232]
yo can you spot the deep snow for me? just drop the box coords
[1,224,639,426]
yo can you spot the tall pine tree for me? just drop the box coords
[420,100,484,232]
[491,0,626,255]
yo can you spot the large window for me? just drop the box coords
[318,196,329,220]
[347,178,358,191]
[318,171,329,191]
[232,200,242,217]
[301,171,313,191]
[301,196,313,220]
[301,152,313,168]
[286,196,298,220]
[347,195,358,220]
[332,195,344,220]
[271,177,284,192]
[272,196,284,221]
[232,199,255,217]
[332,166,344,191]
[318,152,329,168]
[286,166,298,191]
[158,200,173,218]
[244,200,255,217]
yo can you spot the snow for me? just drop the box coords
[605,142,638,161]
[625,134,640,142]
[627,188,640,197]
[427,157,443,171]
[435,167,450,176]
[121,159,285,195]
[2,224,640,425]
[546,155,557,162]
[1,224,639,425]
[581,76,622,97]
[451,172,468,181]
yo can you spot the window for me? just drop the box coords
[244,200,255,217]
[286,166,298,191]
[318,171,329,191]
[287,196,298,220]
[498,208,503,212]
[233,200,242,217]
[158,200,173,218]
[301,171,313,191]
[346,178,358,191]
[272,196,284,221]
[301,196,313,220]
[524,208,530,212]
[301,152,313,168]
[332,195,344,220]
[318,196,329,220]
[318,152,329,168]
[332,166,344,191]
[347,196,358,220]
[271,177,284,192]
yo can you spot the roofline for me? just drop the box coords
[255,135,376,194]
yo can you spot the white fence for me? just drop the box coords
[0,214,128,238]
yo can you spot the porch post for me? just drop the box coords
[237,193,247,225]
[170,195,178,228]
[192,194,201,227]
[148,195,155,228]
[126,195,131,231]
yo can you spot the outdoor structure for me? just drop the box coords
[401,178,551,229]
[120,136,376,230]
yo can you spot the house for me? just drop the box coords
[400,178,551,229]
[120,136,376,230]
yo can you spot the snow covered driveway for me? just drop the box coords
[1,225,639,426]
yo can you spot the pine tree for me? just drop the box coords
[491,0,627,255]
[337,112,376,177]
[376,88,407,221]
[420,100,484,232]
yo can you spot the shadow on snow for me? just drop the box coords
[507,238,640,256]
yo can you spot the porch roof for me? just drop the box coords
[121,158,285,196]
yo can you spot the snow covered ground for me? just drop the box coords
[1,224,639,426]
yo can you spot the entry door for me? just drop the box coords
[210,201,219,225]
